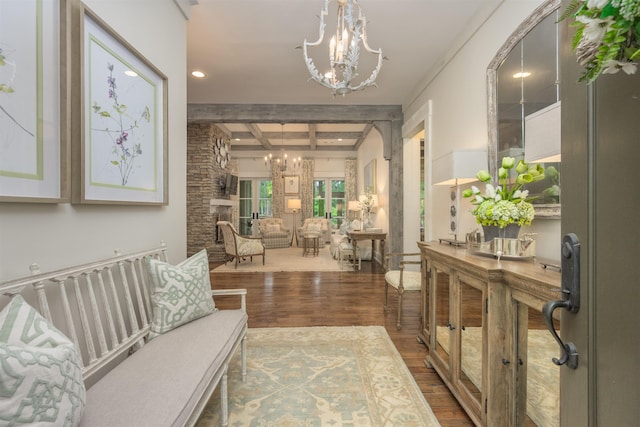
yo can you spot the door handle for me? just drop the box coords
[542,233,580,369]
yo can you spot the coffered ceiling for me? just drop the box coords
[186,0,504,152]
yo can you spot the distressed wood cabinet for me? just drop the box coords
[418,241,561,426]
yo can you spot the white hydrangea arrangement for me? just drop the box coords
[462,157,545,228]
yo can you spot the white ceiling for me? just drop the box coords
[186,0,504,151]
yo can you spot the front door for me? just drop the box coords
[560,3,640,424]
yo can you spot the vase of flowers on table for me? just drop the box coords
[462,157,545,241]
[359,188,376,230]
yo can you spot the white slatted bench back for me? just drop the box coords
[0,244,168,384]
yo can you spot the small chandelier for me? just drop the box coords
[264,123,301,178]
[302,0,384,96]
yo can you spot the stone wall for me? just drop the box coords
[186,123,237,261]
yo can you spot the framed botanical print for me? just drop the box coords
[75,5,168,205]
[284,175,299,195]
[0,0,69,202]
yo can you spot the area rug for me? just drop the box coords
[196,326,441,426]
[211,246,343,273]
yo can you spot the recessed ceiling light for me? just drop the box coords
[124,70,137,77]
[337,138,343,142]
[191,70,206,78]
[235,138,240,141]
[513,71,531,78]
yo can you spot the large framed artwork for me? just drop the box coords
[0,0,69,202]
[284,175,299,195]
[75,6,168,205]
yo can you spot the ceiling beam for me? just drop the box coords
[245,123,272,149]
[231,144,355,152]
[354,123,375,150]
[187,104,403,123]
[230,131,363,140]
[308,124,317,151]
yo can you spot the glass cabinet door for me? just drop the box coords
[420,257,430,347]
[457,274,485,415]
[514,301,560,426]
[432,265,452,372]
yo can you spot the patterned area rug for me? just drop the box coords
[210,246,343,273]
[196,326,441,426]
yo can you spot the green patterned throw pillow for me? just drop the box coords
[0,295,86,426]
[146,249,216,339]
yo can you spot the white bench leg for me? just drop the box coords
[221,365,229,427]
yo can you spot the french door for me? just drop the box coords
[238,179,272,235]
[313,179,345,228]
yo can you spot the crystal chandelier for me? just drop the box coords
[302,0,384,96]
[264,123,301,178]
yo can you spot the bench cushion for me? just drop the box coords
[80,309,247,427]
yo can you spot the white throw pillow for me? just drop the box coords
[146,249,217,339]
[0,295,86,426]
[265,224,280,233]
[307,223,322,232]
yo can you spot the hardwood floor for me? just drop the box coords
[209,257,474,426]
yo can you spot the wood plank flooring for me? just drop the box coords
[209,257,474,426]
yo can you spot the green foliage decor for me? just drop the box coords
[563,0,640,82]
[462,157,545,228]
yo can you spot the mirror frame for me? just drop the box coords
[486,0,561,219]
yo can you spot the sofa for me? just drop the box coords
[329,220,373,261]
[256,218,291,249]
[0,244,247,427]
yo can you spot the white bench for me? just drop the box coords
[0,243,246,427]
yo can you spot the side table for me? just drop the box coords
[302,232,320,257]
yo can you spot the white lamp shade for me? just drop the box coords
[525,101,561,163]
[433,150,487,186]
[347,201,361,211]
[287,198,301,210]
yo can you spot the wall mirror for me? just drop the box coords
[487,0,561,218]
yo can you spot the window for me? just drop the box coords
[239,179,272,235]
[313,179,346,228]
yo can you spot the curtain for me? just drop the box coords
[271,161,284,217]
[345,158,357,204]
[301,159,314,220]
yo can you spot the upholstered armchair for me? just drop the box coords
[297,218,331,247]
[256,218,291,249]
[217,221,265,268]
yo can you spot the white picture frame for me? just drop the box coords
[0,0,69,203]
[75,5,168,205]
[284,175,299,195]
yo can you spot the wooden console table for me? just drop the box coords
[347,230,386,268]
[418,241,561,426]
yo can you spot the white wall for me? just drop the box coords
[402,0,561,261]
[0,0,188,281]
[403,136,422,252]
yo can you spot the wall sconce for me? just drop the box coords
[525,101,561,163]
[433,149,487,242]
